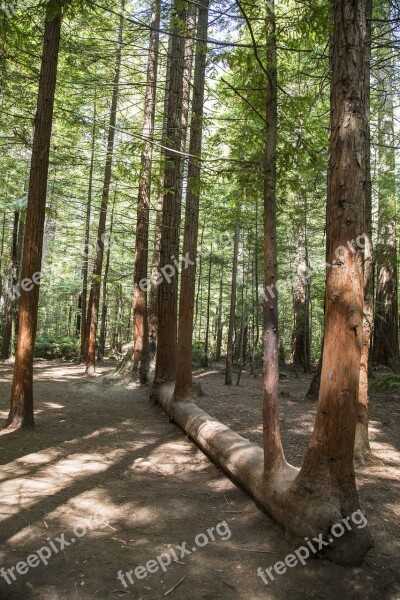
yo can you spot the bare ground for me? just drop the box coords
[0,361,398,600]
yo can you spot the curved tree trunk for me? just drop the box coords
[5,1,62,429]
[153,0,373,566]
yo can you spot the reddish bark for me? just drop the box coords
[6,3,62,428]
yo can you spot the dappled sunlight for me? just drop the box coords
[42,402,65,410]
[0,449,128,521]
[193,369,220,378]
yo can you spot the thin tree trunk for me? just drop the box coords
[372,16,399,368]
[203,243,212,368]
[0,213,6,304]
[292,207,311,372]
[354,0,372,462]
[262,0,284,471]
[98,193,116,361]
[132,0,160,382]
[148,30,174,349]
[13,214,25,342]
[85,1,124,374]
[1,211,19,360]
[215,271,223,362]
[225,214,239,386]
[6,2,62,428]
[80,91,97,362]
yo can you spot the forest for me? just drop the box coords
[0,0,399,598]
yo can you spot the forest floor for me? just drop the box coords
[0,361,398,600]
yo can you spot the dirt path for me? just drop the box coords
[0,362,398,600]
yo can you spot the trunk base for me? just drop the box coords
[150,383,373,566]
[2,414,34,431]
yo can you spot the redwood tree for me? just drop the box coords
[283,0,373,561]
[174,0,209,400]
[262,0,285,471]
[5,0,63,428]
[85,1,124,374]
[154,0,192,384]
[132,0,160,382]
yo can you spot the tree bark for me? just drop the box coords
[225,214,239,386]
[292,208,311,373]
[85,1,124,374]
[282,0,373,560]
[174,0,208,399]
[98,193,116,361]
[1,211,19,360]
[215,272,223,362]
[203,244,212,368]
[6,1,62,428]
[148,32,174,351]
[151,0,373,566]
[80,92,96,363]
[132,0,160,383]
[372,11,399,368]
[262,0,285,471]
[354,0,372,462]
[154,0,193,384]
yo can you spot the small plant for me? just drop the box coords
[370,372,400,392]
[35,336,79,361]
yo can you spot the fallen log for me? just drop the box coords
[151,383,373,567]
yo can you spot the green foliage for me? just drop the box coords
[34,335,79,360]
[192,342,205,368]
[370,373,400,392]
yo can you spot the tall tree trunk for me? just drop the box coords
[148,31,174,352]
[215,271,223,362]
[292,208,311,372]
[13,213,25,342]
[154,0,193,384]
[6,2,62,428]
[284,0,373,561]
[0,213,6,307]
[98,193,116,361]
[1,211,19,360]
[85,1,124,374]
[203,244,212,368]
[80,92,97,362]
[354,0,372,462]
[225,214,239,386]
[372,24,399,367]
[262,0,285,471]
[132,0,160,382]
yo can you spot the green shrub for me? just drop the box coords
[192,342,205,367]
[370,372,400,392]
[35,336,79,360]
